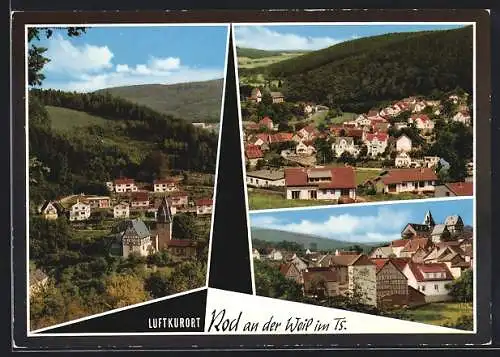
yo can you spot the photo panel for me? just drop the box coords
[26,23,229,333]
[234,22,475,212]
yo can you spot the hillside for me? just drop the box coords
[236,47,309,59]
[95,79,224,123]
[243,26,472,113]
[236,47,309,70]
[250,227,380,252]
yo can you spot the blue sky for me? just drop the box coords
[31,25,229,92]
[250,199,473,243]
[234,24,467,51]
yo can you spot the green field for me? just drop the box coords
[310,111,357,126]
[248,191,338,210]
[398,302,473,329]
[354,168,382,185]
[238,53,306,69]
[48,106,112,131]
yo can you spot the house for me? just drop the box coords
[288,255,309,272]
[396,134,412,153]
[372,258,409,308]
[249,88,262,103]
[249,133,270,148]
[435,182,473,197]
[243,121,261,131]
[279,262,303,285]
[168,191,189,207]
[153,179,178,193]
[114,178,138,193]
[259,116,274,130]
[85,196,111,209]
[302,267,338,298]
[367,110,385,121]
[196,198,213,216]
[399,237,433,258]
[285,167,356,201]
[329,254,377,307]
[105,181,114,191]
[30,268,49,296]
[369,246,394,259]
[444,215,464,234]
[131,192,150,209]
[422,156,440,168]
[113,203,130,219]
[39,200,64,220]
[69,200,91,221]
[430,224,451,243]
[354,114,372,127]
[402,262,454,302]
[453,111,471,125]
[363,132,388,157]
[372,120,390,133]
[412,101,427,113]
[270,92,284,104]
[295,140,316,156]
[395,152,412,168]
[411,247,430,263]
[116,218,156,258]
[380,168,437,194]
[298,125,318,141]
[409,114,435,132]
[331,137,360,158]
[267,249,283,261]
[245,145,264,168]
[269,132,294,144]
[246,169,285,188]
[423,245,469,278]
[252,248,261,260]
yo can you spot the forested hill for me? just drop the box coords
[250,26,473,112]
[236,47,309,58]
[28,89,218,204]
[95,79,224,123]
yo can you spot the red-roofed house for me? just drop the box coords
[114,178,138,193]
[168,239,198,258]
[409,114,435,132]
[303,267,339,298]
[435,181,473,198]
[402,262,454,302]
[153,178,178,193]
[380,168,438,194]
[245,145,264,168]
[131,191,150,208]
[363,132,389,157]
[371,258,409,308]
[167,191,189,207]
[298,125,319,141]
[279,262,303,284]
[259,116,274,130]
[295,140,316,156]
[195,198,213,216]
[285,167,356,201]
[399,238,433,258]
[269,132,294,144]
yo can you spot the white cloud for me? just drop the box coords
[149,56,181,71]
[234,26,345,51]
[44,34,114,73]
[115,64,130,72]
[250,207,412,243]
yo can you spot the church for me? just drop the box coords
[112,197,198,259]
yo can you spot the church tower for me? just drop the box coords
[423,210,436,227]
[156,197,173,250]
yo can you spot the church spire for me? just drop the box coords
[157,196,172,223]
[423,210,435,227]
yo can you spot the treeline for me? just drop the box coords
[244,27,473,113]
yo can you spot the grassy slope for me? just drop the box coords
[95,79,224,123]
[398,302,473,329]
[236,47,309,59]
[250,227,378,252]
[238,53,306,69]
[47,106,156,164]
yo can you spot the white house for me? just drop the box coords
[355,114,372,127]
[296,140,316,156]
[285,167,356,201]
[394,122,408,130]
[267,249,283,261]
[412,101,427,113]
[153,179,178,193]
[119,219,156,258]
[195,198,213,216]
[114,178,138,193]
[113,203,130,219]
[380,168,438,194]
[69,200,91,221]
[395,152,412,168]
[403,262,454,302]
[331,137,360,158]
[298,126,317,141]
[396,134,412,153]
[246,169,285,188]
[452,111,471,126]
[363,132,388,157]
[369,246,394,259]
[105,181,114,191]
[252,248,261,260]
[423,156,440,168]
[409,114,435,132]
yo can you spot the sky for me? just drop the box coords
[30,25,229,92]
[250,198,473,244]
[234,24,467,51]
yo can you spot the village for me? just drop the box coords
[252,210,473,321]
[242,88,473,209]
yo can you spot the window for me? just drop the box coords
[419,181,425,188]
[309,190,317,199]
[421,285,426,291]
[291,191,300,199]
[445,191,450,197]
[434,284,439,291]
[341,188,350,196]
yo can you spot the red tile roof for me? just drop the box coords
[279,262,297,276]
[381,168,438,185]
[259,116,273,125]
[114,178,135,185]
[346,129,364,138]
[401,238,431,252]
[269,132,294,143]
[407,262,454,282]
[445,182,473,196]
[154,178,176,185]
[411,114,431,122]
[391,257,411,272]
[303,268,338,282]
[284,167,356,189]
[371,258,389,272]
[391,239,410,248]
[364,132,388,142]
[256,133,270,143]
[246,146,264,159]
[132,192,149,202]
[301,125,316,133]
[196,198,213,206]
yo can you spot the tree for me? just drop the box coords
[261,91,273,106]
[255,159,266,170]
[28,27,86,86]
[102,273,150,309]
[446,269,473,303]
[314,138,334,164]
[145,270,171,299]
[172,213,197,239]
